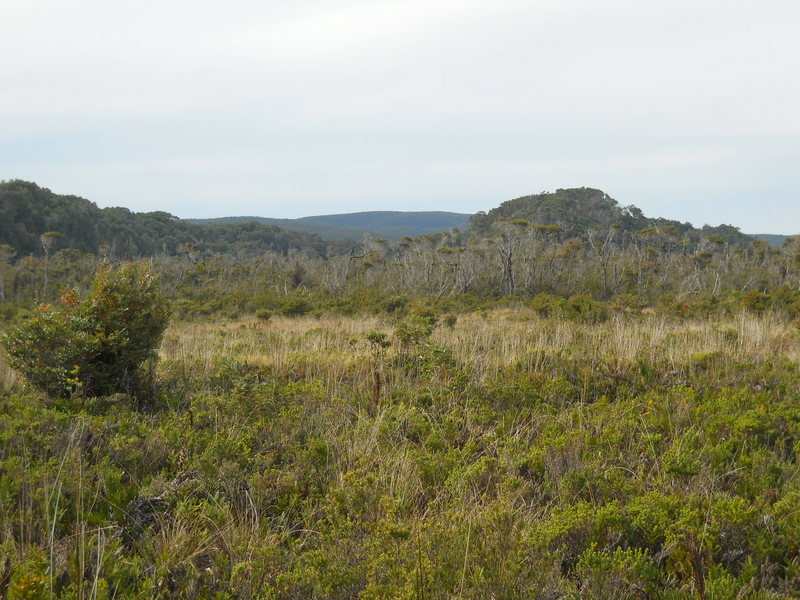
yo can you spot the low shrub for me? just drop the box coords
[280,297,313,317]
[1,262,170,398]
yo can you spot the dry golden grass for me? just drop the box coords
[2,309,799,597]
[0,348,20,390]
[2,310,798,394]
[160,310,799,374]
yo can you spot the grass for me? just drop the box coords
[1,309,799,598]
[159,310,799,388]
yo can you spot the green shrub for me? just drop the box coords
[280,297,313,317]
[255,308,273,322]
[576,546,663,599]
[567,294,609,323]
[1,262,170,398]
[381,295,408,314]
[0,302,16,322]
[529,292,568,318]
[443,314,458,328]
[395,315,437,348]
[742,290,772,315]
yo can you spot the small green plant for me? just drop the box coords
[2,262,170,399]
[364,330,391,405]
[365,330,392,352]
[395,315,436,348]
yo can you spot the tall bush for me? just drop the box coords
[2,262,170,398]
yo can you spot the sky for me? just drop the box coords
[1,0,799,233]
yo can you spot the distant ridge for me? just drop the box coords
[750,234,798,247]
[189,211,472,241]
[0,181,777,259]
[0,180,338,258]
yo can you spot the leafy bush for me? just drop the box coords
[255,308,273,322]
[567,294,609,323]
[2,262,170,398]
[742,290,772,315]
[280,296,313,317]
[394,314,437,348]
[529,292,568,318]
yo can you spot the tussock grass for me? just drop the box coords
[1,309,798,598]
[156,310,800,391]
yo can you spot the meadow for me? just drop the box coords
[1,309,799,599]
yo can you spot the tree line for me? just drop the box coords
[2,180,798,320]
[0,180,339,259]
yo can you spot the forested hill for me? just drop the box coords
[0,180,338,258]
[468,187,756,245]
[191,211,471,240]
[1,181,764,259]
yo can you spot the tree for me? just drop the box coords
[2,262,170,400]
[493,218,530,294]
[587,224,620,299]
[39,231,63,297]
[0,244,15,302]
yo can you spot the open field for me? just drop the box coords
[1,310,800,598]
[162,310,800,384]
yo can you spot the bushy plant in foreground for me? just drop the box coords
[2,262,170,398]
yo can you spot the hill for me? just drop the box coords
[751,233,797,247]
[1,182,762,261]
[190,211,471,240]
[468,187,755,246]
[0,180,338,258]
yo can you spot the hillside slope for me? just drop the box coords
[1,181,762,259]
[751,233,798,247]
[0,180,337,257]
[191,211,471,240]
[469,187,755,245]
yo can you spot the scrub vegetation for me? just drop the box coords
[2,307,800,598]
[1,181,800,598]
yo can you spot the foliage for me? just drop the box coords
[279,297,313,317]
[1,311,800,597]
[4,180,800,597]
[5,182,800,322]
[2,262,170,398]
[0,180,336,258]
[255,308,273,321]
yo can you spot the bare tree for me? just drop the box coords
[493,219,530,294]
[587,225,619,299]
[40,232,63,298]
[0,244,16,302]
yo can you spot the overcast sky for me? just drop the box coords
[1,0,799,233]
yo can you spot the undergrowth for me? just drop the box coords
[0,310,799,599]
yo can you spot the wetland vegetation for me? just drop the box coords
[1,181,800,598]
